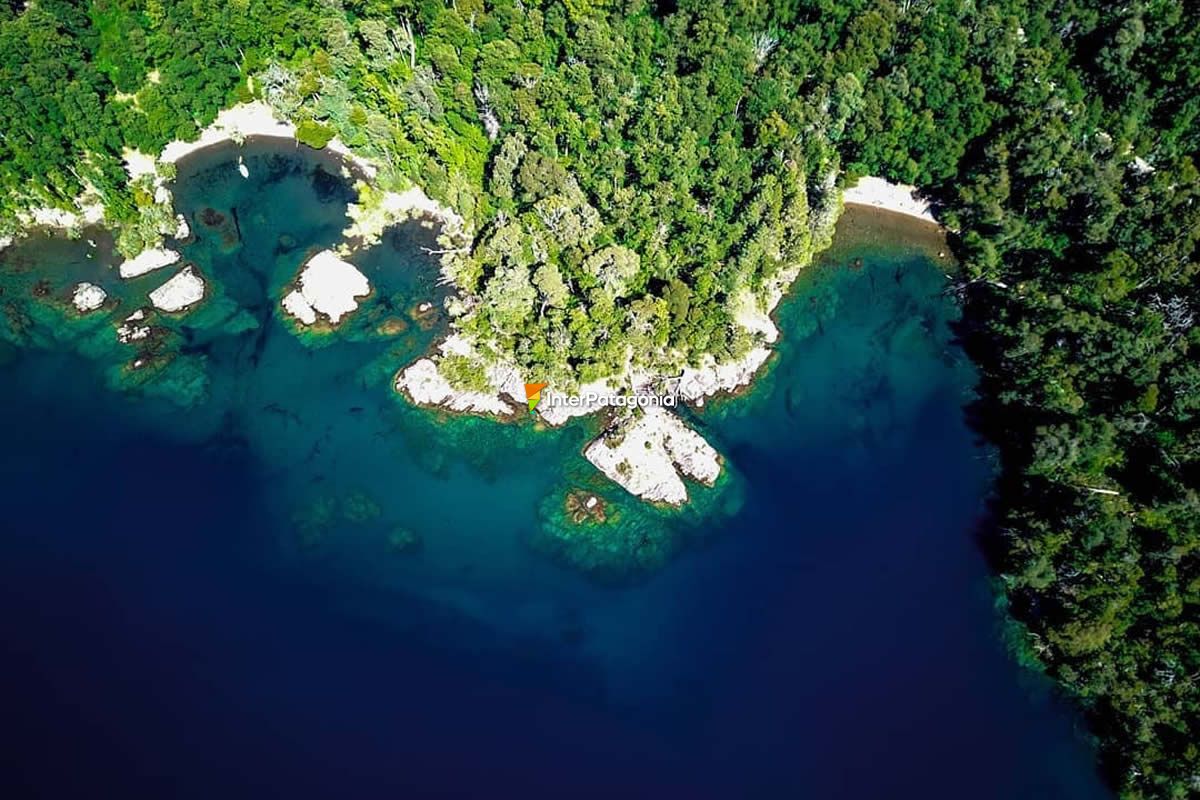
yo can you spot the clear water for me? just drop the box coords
[0,143,1111,798]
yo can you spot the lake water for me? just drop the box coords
[0,143,1112,798]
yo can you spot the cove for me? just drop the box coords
[0,142,1111,798]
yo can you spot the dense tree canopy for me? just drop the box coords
[2,1,1198,796]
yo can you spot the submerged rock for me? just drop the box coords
[197,207,241,250]
[410,301,440,330]
[292,495,338,548]
[565,490,607,524]
[375,316,408,336]
[342,489,381,523]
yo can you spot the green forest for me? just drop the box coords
[2,1,1198,796]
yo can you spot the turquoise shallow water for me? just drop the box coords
[0,143,1112,798]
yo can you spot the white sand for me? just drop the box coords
[119,247,181,279]
[71,282,107,312]
[843,176,937,224]
[155,102,375,176]
[149,265,206,312]
[160,102,296,164]
[281,249,371,325]
[584,406,721,506]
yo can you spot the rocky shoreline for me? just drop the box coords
[4,96,895,511]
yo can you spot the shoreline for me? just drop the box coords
[4,116,950,510]
[842,176,938,225]
[159,102,378,181]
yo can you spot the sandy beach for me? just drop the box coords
[842,176,937,224]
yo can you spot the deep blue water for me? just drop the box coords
[0,145,1111,798]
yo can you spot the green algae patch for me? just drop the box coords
[342,488,382,523]
[387,526,422,554]
[292,494,340,549]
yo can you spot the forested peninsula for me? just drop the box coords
[2,2,1198,796]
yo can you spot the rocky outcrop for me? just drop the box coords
[149,265,206,313]
[395,334,524,417]
[676,347,774,406]
[117,308,152,344]
[281,249,371,326]
[71,282,107,313]
[396,358,518,417]
[118,247,181,279]
[584,406,721,506]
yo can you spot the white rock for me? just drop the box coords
[395,334,525,417]
[149,265,206,313]
[119,247,181,279]
[173,214,190,240]
[117,310,152,344]
[30,207,79,228]
[677,347,773,402]
[396,358,517,416]
[1130,156,1155,175]
[536,378,626,427]
[584,406,721,506]
[280,249,371,326]
[281,290,318,325]
[71,282,107,312]
[117,307,153,343]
